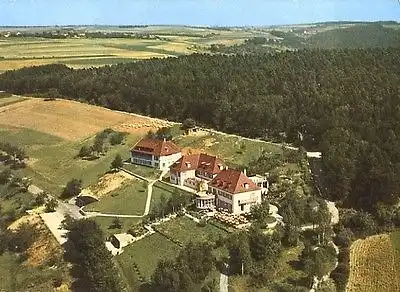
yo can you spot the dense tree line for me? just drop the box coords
[1,48,400,214]
[65,219,125,292]
[152,241,214,291]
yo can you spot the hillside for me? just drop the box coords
[307,24,400,48]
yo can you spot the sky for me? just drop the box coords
[0,0,399,26]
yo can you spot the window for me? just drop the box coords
[241,205,244,211]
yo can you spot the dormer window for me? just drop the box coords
[185,162,191,168]
[218,164,224,170]
[244,183,249,189]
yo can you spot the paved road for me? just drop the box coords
[220,273,228,292]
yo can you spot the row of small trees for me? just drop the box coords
[78,129,126,159]
[0,142,27,168]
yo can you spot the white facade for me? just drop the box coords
[158,152,182,171]
[131,152,181,171]
[170,169,196,186]
[210,186,262,214]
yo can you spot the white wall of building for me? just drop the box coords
[159,152,182,171]
[211,186,262,214]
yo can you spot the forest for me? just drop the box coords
[0,48,400,216]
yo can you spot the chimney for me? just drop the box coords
[243,168,247,176]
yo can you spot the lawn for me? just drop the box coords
[154,216,228,245]
[85,180,147,215]
[0,95,28,107]
[173,132,283,167]
[116,232,180,281]
[151,181,194,209]
[0,125,144,195]
[273,243,307,285]
[122,163,162,180]
[0,252,64,292]
[93,216,142,238]
[0,184,35,215]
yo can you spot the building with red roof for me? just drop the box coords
[170,153,225,188]
[209,169,262,214]
[130,138,182,171]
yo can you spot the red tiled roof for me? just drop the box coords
[209,169,260,194]
[171,153,225,174]
[132,138,181,156]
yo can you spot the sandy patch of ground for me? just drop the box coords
[26,218,63,267]
[7,214,63,267]
[85,170,135,198]
[0,98,172,140]
[7,214,41,230]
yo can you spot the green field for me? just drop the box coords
[154,216,227,245]
[173,132,283,167]
[117,232,180,281]
[85,180,147,215]
[0,184,35,216]
[93,216,142,238]
[122,163,162,180]
[0,95,28,107]
[0,125,143,195]
[0,252,64,292]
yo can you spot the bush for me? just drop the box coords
[110,132,125,145]
[331,263,349,291]
[335,228,354,247]
[198,219,207,227]
[61,179,82,199]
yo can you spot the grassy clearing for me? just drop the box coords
[173,132,283,167]
[93,216,142,238]
[273,244,306,285]
[151,181,194,208]
[348,233,399,292]
[117,232,180,280]
[0,124,143,195]
[122,163,162,180]
[0,95,28,107]
[0,184,35,215]
[0,252,65,292]
[85,180,147,215]
[155,216,227,245]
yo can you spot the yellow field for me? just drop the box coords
[0,27,271,71]
[0,97,171,140]
[347,234,399,292]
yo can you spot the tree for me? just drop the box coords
[65,219,124,292]
[0,168,12,184]
[45,198,58,212]
[282,224,300,247]
[227,232,252,275]
[181,118,196,130]
[111,154,123,170]
[92,137,104,156]
[111,217,122,229]
[177,242,214,284]
[251,200,270,227]
[34,192,47,206]
[78,145,92,158]
[61,179,82,199]
[110,132,125,145]
[8,222,38,253]
[152,260,182,292]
